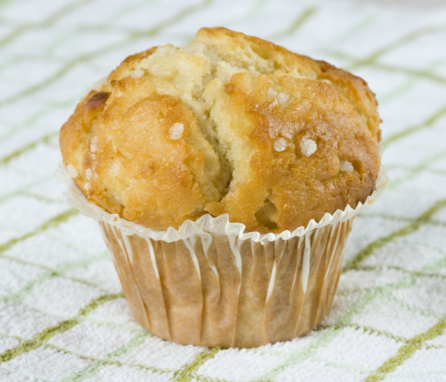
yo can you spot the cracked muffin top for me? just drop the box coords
[59,27,381,233]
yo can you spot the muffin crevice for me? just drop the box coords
[60,27,381,232]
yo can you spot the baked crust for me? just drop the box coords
[60,27,381,232]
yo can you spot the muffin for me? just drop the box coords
[59,27,383,348]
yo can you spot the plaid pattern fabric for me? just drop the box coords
[1,0,446,380]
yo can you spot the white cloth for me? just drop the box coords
[1,0,446,381]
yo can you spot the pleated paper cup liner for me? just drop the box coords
[57,163,387,348]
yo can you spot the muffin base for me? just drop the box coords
[100,218,352,348]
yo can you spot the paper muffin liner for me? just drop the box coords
[56,163,387,348]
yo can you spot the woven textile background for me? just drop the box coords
[1,0,446,381]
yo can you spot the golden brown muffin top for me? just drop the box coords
[60,27,381,233]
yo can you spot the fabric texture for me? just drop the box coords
[1,0,446,380]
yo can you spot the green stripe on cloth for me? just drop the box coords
[388,149,446,190]
[18,193,65,204]
[0,97,76,142]
[269,6,317,40]
[374,58,446,103]
[365,318,446,382]
[0,209,78,254]
[387,296,441,320]
[61,332,157,382]
[336,15,377,43]
[44,0,158,54]
[0,0,212,109]
[0,0,96,48]
[172,348,221,382]
[0,177,52,204]
[342,198,446,273]
[386,164,446,178]
[0,0,17,10]
[316,323,409,345]
[355,264,446,283]
[0,292,123,365]
[327,51,446,87]
[44,342,173,378]
[357,213,446,229]
[0,250,111,304]
[0,132,58,165]
[347,24,446,69]
[371,61,446,86]
[246,0,268,20]
[383,104,446,146]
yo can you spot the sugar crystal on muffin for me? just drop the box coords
[267,88,278,97]
[168,123,184,140]
[66,164,78,178]
[131,68,144,78]
[277,92,289,105]
[300,137,317,157]
[85,168,93,180]
[274,138,287,152]
[340,160,354,172]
